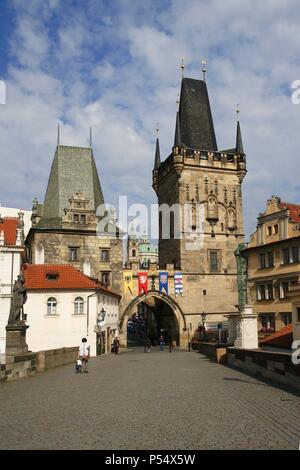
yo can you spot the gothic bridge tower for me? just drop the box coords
[152,75,247,325]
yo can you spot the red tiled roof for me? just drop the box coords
[279,201,300,223]
[259,324,293,349]
[0,217,18,245]
[23,264,121,297]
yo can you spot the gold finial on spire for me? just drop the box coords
[156,122,159,136]
[236,103,240,121]
[180,57,185,78]
[202,59,207,81]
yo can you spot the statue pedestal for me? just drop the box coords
[5,322,29,356]
[234,305,258,350]
[224,313,240,346]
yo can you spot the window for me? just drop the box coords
[101,249,110,262]
[73,214,79,222]
[292,246,299,264]
[210,251,219,272]
[297,308,300,322]
[47,297,57,315]
[74,297,84,315]
[274,224,279,234]
[259,253,266,269]
[69,247,78,261]
[267,252,274,267]
[267,226,272,236]
[281,313,292,326]
[282,248,290,265]
[281,282,289,298]
[132,249,136,258]
[80,214,86,224]
[101,272,110,286]
[260,314,275,332]
[267,284,273,300]
[258,285,266,300]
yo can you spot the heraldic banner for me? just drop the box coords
[123,270,133,295]
[174,272,183,296]
[138,272,148,295]
[159,271,169,294]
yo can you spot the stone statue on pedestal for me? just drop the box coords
[6,274,29,356]
[234,242,248,307]
[7,274,27,325]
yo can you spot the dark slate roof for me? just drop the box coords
[41,145,104,225]
[154,138,161,169]
[178,78,217,151]
[174,111,182,147]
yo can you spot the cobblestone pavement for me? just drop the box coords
[1,348,300,450]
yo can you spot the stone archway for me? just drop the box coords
[119,290,187,347]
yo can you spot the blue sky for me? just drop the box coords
[0,0,300,238]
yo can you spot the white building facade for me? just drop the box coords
[23,264,120,357]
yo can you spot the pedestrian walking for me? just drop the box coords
[78,337,90,373]
[113,337,120,354]
[169,339,173,353]
[159,335,164,351]
[146,339,151,353]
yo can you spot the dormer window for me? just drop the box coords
[46,272,59,281]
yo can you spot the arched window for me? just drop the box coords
[74,297,84,315]
[47,297,57,315]
[132,249,136,257]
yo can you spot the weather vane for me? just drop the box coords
[156,122,159,136]
[202,59,207,81]
[181,57,185,78]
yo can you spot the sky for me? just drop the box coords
[0,0,300,239]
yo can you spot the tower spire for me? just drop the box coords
[89,127,92,147]
[57,123,60,146]
[154,123,161,169]
[235,104,244,155]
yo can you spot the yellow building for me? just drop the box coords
[244,196,300,336]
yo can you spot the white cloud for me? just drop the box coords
[1,0,300,239]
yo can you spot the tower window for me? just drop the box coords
[132,249,136,257]
[73,214,79,222]
[101,272,110,286]
[101,249,110,262]
[69,247,79,261]
[209,251,219,272]
[80,214,86,224]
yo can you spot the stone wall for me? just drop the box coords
[36,346,78,372]
[0,346,79,384]
[198,342,227,363]
[227,347,300,391]
[0,352,36,383]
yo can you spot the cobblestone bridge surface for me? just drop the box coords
[0,348,300,450]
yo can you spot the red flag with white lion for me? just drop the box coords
[138,272,148,295]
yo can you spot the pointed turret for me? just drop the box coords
[154,137,161,169]
[236,120,244,155]
[174,111,182,147]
